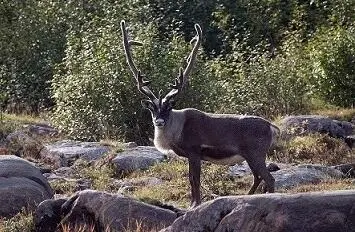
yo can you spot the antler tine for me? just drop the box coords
[121,20,157,101]
[182,24,202,85]
[163,24,202,102]
[136,71,157,100]
[164,68,184,102]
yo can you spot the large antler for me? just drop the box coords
[164,24,202,102]
[121,20,157,101]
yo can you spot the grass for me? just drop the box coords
[309,99,355,122]
[0,209,34,232]
[50,159,119,195]
[279,178,355,193]
[271,133,354,165]
[128,159,252,208]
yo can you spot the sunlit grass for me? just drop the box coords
[0,209,34,232]
[280,178,355,193]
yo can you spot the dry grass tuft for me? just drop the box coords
[271,133,354,165]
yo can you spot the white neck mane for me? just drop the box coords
[153,110,185,155]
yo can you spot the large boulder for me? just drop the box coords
[273,164,344,190]
[162,190,355,232]
[112,146,166,174]
[34,190,178,232]
[230,163,343,191]
[0,155,53,218]
[280,115,354,139]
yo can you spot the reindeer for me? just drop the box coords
[121,21,279,207]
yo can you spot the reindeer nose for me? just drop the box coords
[154,118,165,127]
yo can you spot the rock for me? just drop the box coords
[112,146,166,173]
[345,135,355,148]
[42,140,110,167]
[333,163,355,178]
[34,190,178,232]
[0,155,53,218]
[34,198,67,232]
[161,190,355,232]
[5,130,44,158]
[273,164,344,190]
[229,161,290,177]
[280,115,354,139]
[25,123,59,138]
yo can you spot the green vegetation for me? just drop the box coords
[0,0,353,143]
[272,133,355,165]
[0,209,34,232]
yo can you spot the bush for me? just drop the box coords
[208,43,311,118]
[0,1,67,113]
[308,26,355,107]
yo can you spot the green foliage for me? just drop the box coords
[0,0,67,113]
[208,45,311,117]
[308,26,355,107]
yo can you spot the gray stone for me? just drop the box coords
[273,164,344,190]
[332,163,355,178]
[34,190,178,232]
[34,198,67,232]
[280,115,354,139]
[43,140,110,167]
[161,190,355,232]
[229,161,290,177]
[112,146,166,173]
[25,123,59,138]
[0,155,53,218]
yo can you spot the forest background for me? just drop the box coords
[0,0,354,144]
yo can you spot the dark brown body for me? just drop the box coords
[154,109,279,207]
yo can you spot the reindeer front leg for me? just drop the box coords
[188,156,201,207]
[170,143,202,207]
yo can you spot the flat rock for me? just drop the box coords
[161,190,355,232]
[280,115,354,139]
[42,140,110,167]
[273,164,344,190]
[0,155,53,218]
[112,146,166,173]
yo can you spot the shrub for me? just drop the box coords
[308,26,355,107]
[208,43,311,118]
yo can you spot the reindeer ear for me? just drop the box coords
[141,100,154,111]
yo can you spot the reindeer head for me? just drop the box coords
[121,21,202,128]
